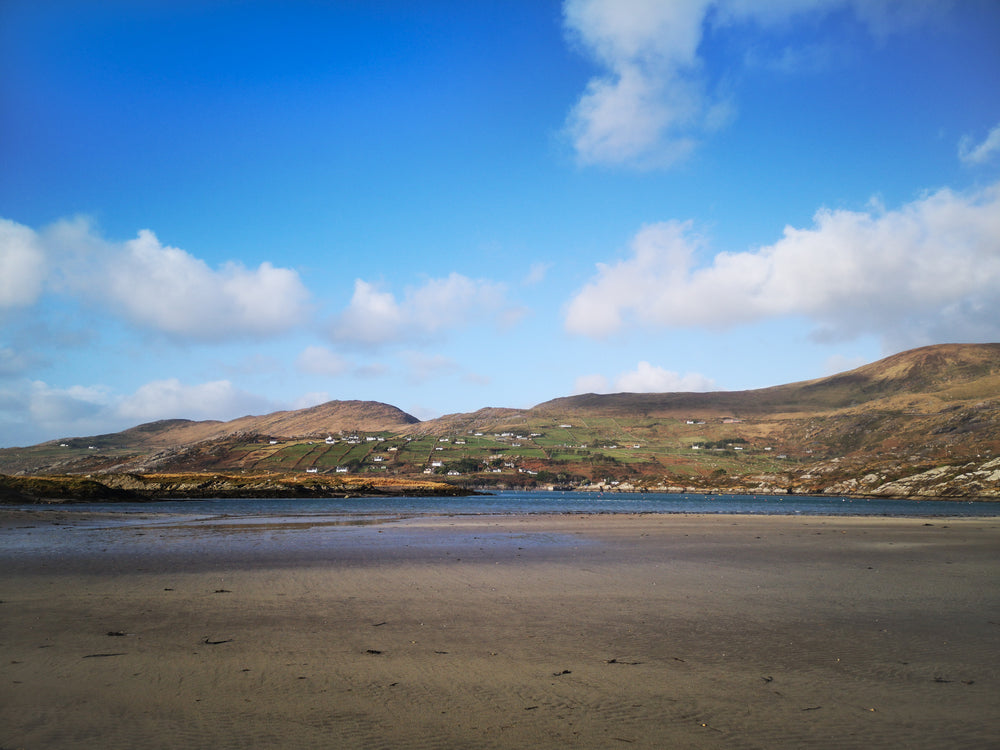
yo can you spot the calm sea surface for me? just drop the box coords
[10,490,1000,518]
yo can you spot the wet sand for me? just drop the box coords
[2,512,998,748]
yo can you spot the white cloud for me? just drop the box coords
[563,0,712,167]
[117,378,272,422]
[7,216,310,340]
[0,377,279,446]
[407,273,505,333]
[296,345,351,377]
[959,122,1000,166]
[28,381,113,425]
[565,220,701,337]
[575,362,715,394]
[573,373,610,394]
[330,273,510,347]
[331,280,404,346]
[99,228,309,339]
[565,182,1000,349]
[562,0,940,167]
[0,218,47,308]
[0,380,116,446]
[615,361,716,392]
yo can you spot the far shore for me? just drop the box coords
[2,471,998,504]
[0,471,476,504]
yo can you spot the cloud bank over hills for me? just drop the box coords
[565,182,1000,349]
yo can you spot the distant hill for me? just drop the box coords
[1,344,998,499]
[532,343,1000,417]
[224,399,420,437]
[0,400,419,475]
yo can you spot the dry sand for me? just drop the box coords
[1,511,998,749]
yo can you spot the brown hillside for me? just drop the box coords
[225,400,420,437]
[411,407,528,436]
[532,343,1000,417]
[0,400,421,475]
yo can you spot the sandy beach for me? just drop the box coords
[2,511,998,749]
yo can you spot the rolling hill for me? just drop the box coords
[1,344,998,499]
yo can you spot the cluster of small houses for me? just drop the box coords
[267,416,767,476]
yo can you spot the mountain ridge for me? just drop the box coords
[2,343,998,499]
[533,343,1000,417]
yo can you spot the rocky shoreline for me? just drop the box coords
[0,472,474,504]
[3,468,998,504]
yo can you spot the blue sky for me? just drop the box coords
[2,0,999,447]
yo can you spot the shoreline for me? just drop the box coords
[5,470,1000,505]
[3,513,998,748]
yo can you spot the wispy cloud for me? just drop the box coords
[565,181,1000,349]
[296,345,351,377]
[400,351,459,384]
[0,218,47,309]
[562,0,715,168]
[575,361,715,394]
[329,273,511,347]
[524,261,553,285]
[0,347,35,377]
[117,378,272,421]
[562,0,941,168]
[959,122,1000,166]
[0,376,277,446]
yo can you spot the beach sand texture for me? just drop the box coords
[2,512,998,748]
